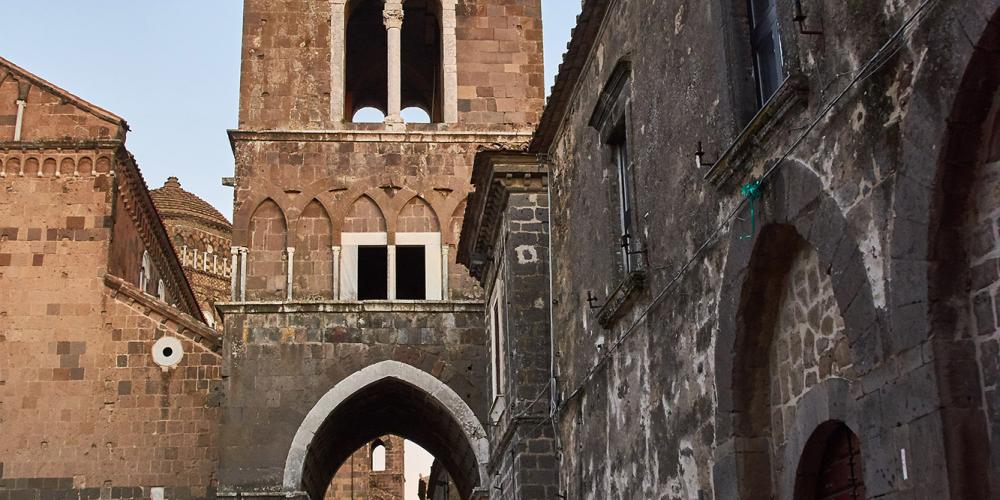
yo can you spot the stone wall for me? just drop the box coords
[324,435,405,500]
[534,0,1000,498]
[0,171,221,499]
[237,0,543,129]
[216,302,486,497]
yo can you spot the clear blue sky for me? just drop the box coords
[1,1,580,218]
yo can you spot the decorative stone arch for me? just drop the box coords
[714,160,881,498]
[781,379,865,500]
[283,360,489,499]
[395,193,444,233]
[888,5,1000,497]
[232,187,293,246]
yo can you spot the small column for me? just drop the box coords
[387,244,397,300]
[230,246,240,301]
[441,245,450,300]
[330,0,348,123]
[332,246,342,300]
[383,2,404,124]
[13,99,26,141]
[239,248,248,301]
[286,247,296,301]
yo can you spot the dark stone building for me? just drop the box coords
[461,0,1000,498]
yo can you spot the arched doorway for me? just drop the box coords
[925,5,1000,495]
[283,360,489,500]
[794,421,866,500]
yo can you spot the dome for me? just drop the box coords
[150,177,231,230]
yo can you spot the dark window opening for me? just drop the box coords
[492,301,503,394]
[749,0,784,106]
[401,0,443,122]
[358,246,388,300]
[346,0,389,119]
[610,126,636,272]
[396,245,426,300]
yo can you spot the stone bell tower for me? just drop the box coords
[217,1,544,499]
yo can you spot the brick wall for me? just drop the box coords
[0,170,221,498]
[246,199,287,300]
[295,200,335,299]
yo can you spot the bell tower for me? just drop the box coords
[218,1,544,498]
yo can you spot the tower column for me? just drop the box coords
[383,2,404,124]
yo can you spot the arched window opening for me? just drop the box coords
[345,0,389,120]
[793,421,866,500]
[401,0,443,122]
[139,251,151,292]
[352,107,387,124]
[371,441,387,471]
[401,106,432,124]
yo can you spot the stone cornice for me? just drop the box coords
[216,300,484,316]
[113,149,205,321]
[104,274,221,354]
[228,128,534,149]
[457,151,547,282]
[0,139,124,152]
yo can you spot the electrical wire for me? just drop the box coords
[533,0,942,426]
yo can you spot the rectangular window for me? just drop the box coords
[489,280,506,399]
[612,130,636,272]
[357,245,388,300]
[749,0,784,106]
[395,245,426,300]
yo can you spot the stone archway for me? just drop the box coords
[283,360,489,500]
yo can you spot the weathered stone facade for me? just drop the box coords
[324,435,405,500]
[457,0,1000,498]
[218,1,545,499]
[0,57,222,499]
[458,152,558,499]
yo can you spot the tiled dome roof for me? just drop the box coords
[150,177,231,230]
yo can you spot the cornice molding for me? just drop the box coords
[104,274,221,353]
[457,151,547,282]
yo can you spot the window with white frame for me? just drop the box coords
[340,232,443,300]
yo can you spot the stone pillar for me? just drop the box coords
[441,0,459,123]
[441,245,450,300]
[332,245,341,299]
[239,247,248,301]
[230,246,240,301]
[330,0,348,123]
[387,245,397,300]
[13,99,25,141]
[286,247,295,301]
[383,2,404,124]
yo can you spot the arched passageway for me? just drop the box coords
[284,361,488,500]
[794,421,866,500]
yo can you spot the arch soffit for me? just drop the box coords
[281,360,489,492]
